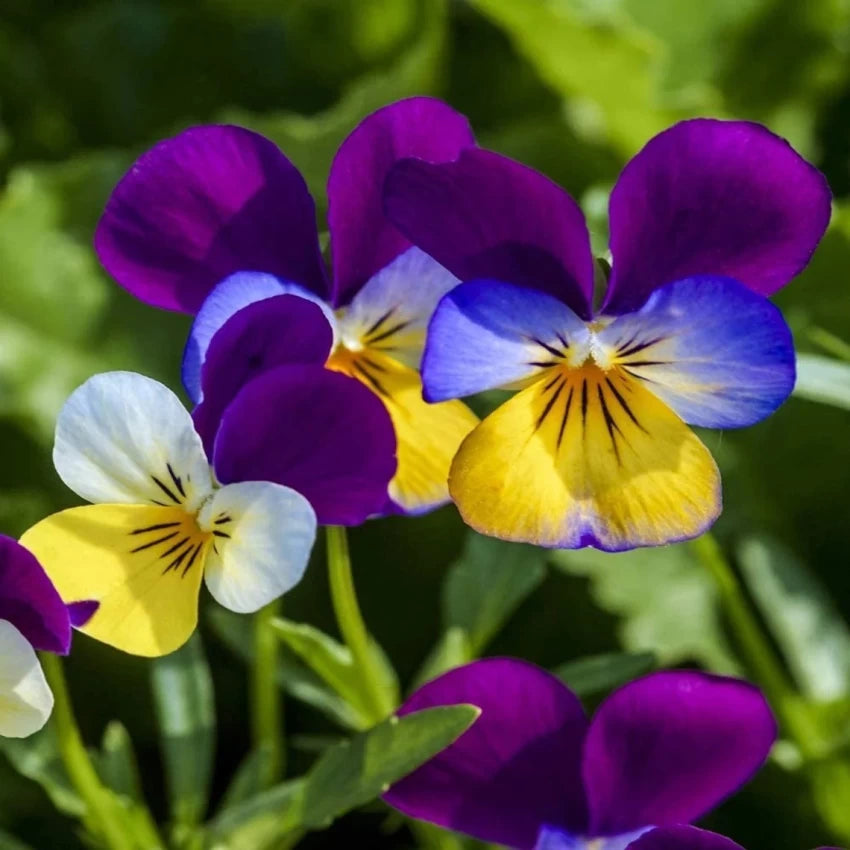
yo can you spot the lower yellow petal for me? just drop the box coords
[329,350,479,513]
[450,366,720,549]
[21,505,208,656]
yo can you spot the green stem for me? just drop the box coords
[252,598,284,785]
[40,654,137,850]
[326,525,394,721]
[691,533,822,755]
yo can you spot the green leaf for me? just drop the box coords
[271,618,399,729]
[150,634,216,833]
[207,706,478,849]
[216,746,277,815]
[793,353,850,411]
[207,607,365,730]
[443,533,547,655]
[96,721,144,804]
[738,535,850,701]
[551,544,740,673]
[468,0,683,154]
[0,827,35,850]
[0,726,83,817]
[410,627,472,691]
[553,651,656,697]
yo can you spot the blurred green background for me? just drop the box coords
[2,0,850,847]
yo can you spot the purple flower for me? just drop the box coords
[382,659,777,850]
[95,97,480,516]
[383,120,831,549]
[0,535,71,736]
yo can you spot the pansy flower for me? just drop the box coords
[20,355,395,657]
[383,120,831,548]
[94,97,480,514]
[0,535,72,737]
[383,659,776,850]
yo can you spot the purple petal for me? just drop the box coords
[422,279,587,402]
[597,276,796,428]
[95,125,328,313]
[535,826,653,850]
[183,271,334,403]
[212,365,396,526]
[383,658,589,849]
[626,826,746,850]
[193,295,334,455]
[384,148,595,318]
[0,535,71,655]
[583,671,776,835]
[67,600,99,628]
[327,97,475,307]
[605,119,831,314]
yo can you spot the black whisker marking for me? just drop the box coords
[160,536,191,560]
[150,499,167,507]
[163,545,192,575]
[167,463,187,498]
[367,320,412,345]
[214,515,232,525]
[597,385,623,465]
[622,360,670,368]
[619,336,665,358]
[621,367,658,384]
[151,475,182,505]
[213,530,230,539]
[352,360,390,397]
[182,542,204,578]
[535,380,564,430]
[529,337,566,359]
[130,522,181,535]
[360,356,388,372]
[557,387,574,449]
[581,379,589,430]
[527,360,562,368]
[364,307,396,337]
[542,372,563,392]
[130,531,179,554]
[605,377,648,433]
[555,331,570,349]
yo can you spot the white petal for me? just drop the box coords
[0,620,53,738]
[54,371,213,511]
[198,481,316,613]
[183,272,339,403]
[338,247,460,369]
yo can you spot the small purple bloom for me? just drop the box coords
[0,535,70,736]
[383,120,831,549]
[95,98,480,516]
[383,659,777,850]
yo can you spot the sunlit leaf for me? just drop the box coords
[553,651,656,697]
[793,353,850,411]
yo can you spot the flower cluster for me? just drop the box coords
[1,90,836,850]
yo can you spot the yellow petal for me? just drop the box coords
[21,505,208,656]
[450,366,721,549]
[329,350,479,513]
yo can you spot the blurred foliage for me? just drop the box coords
[2,0,850,848]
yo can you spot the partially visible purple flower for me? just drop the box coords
[383,659,776,850]
[94,98,480,516]
[0,535,71,737]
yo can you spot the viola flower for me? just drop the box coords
[383,659,776,850]
[20,358,395,657]
[94,97,480,514]
[0,535,71,737]
[384,120,831,549]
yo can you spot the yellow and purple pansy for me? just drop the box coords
[384,120,832,549]
[94,97,480,515]
[21,357,396,657]
[0,535,72,737]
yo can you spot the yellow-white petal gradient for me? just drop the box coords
[0,620,53,738]
[54,372,213,512]
[198,481,316,613]
[21,505,207,657]
[450,367,721,550]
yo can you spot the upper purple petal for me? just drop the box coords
[383,658,589,849]
[212,365,397,526]
[583,671,776,835]
[384,148,595,318]
[0,535,71,655]
[327,97,475,307]
[95,125,329,313]
[604,119,831,314]
[192,294,334,455]
[626,826,746,850]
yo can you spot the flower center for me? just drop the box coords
[127,509,215,578]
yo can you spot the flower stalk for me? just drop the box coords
[40,654,139,850]
[325,525,394,721]
[252,598,284,785]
